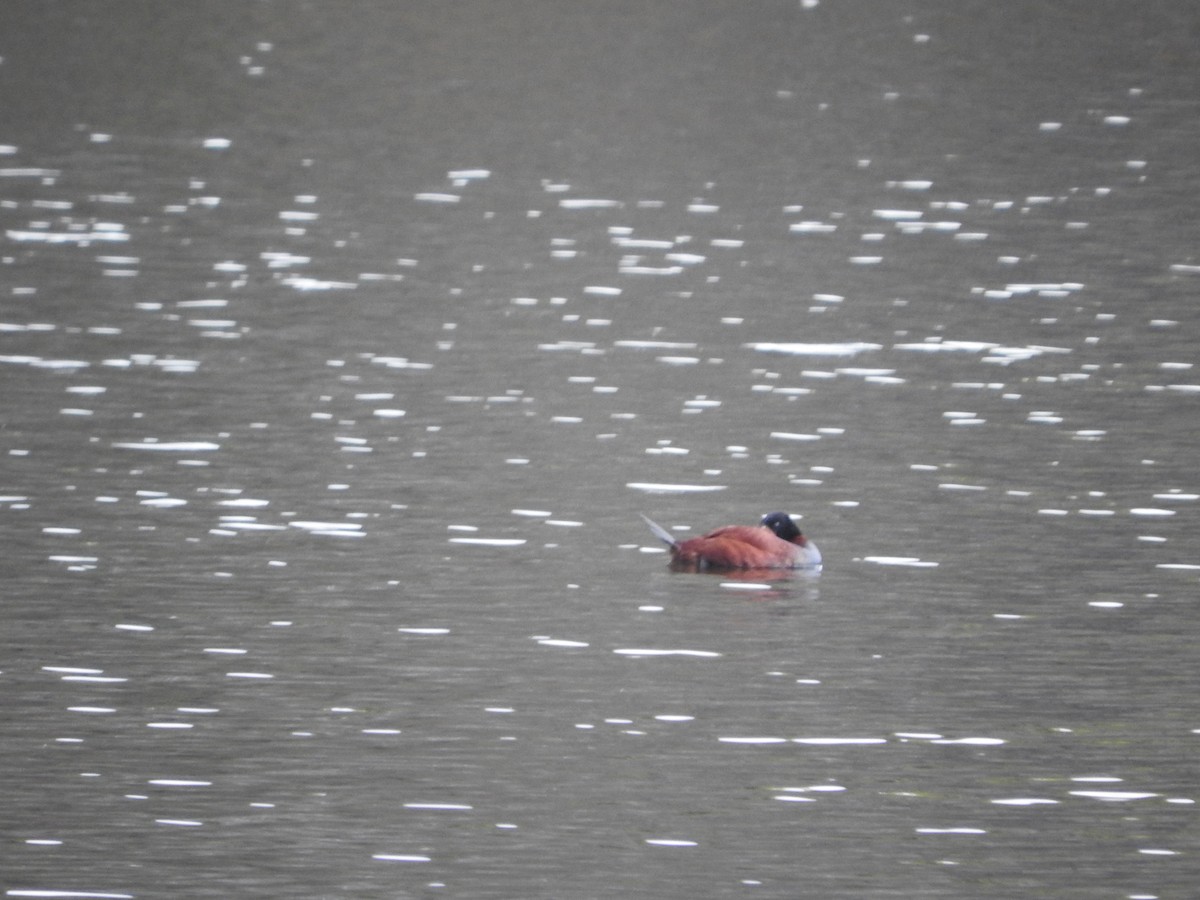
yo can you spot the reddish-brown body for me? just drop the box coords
[642,512,822,571]
[671,525,804,569]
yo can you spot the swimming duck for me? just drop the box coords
[640,511,822,570]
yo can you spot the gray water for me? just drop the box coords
[3,2,1199,898]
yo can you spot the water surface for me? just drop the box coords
[3,3,1199,898]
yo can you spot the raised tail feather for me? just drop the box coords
[640,513,679,549]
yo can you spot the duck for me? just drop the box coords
[640,511,822,571]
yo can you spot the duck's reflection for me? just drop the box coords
[669,563,821,601]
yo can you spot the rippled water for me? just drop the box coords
[3,3,1199,898]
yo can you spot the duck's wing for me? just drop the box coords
[697,524,780,551]
[674,526,791,569]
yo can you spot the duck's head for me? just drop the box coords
[761,511,804,544]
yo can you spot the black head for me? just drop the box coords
[760,511,802,542]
